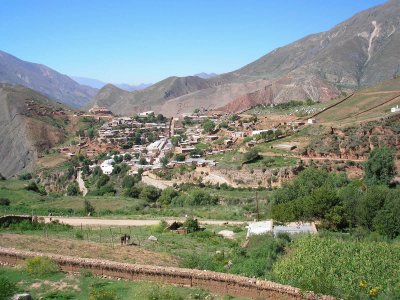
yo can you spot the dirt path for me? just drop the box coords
[260,152,366,162]
[76,171,88,196]
[44,217,245,227]
[141,174,172,190]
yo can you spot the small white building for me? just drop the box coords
[391,105,400,113]
[100,159,114,175]
[139,111,154,117]
[307,118,317,124]
[246,220,273,238]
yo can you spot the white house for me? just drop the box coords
[307,118,317,124]
[139,111,154,117]
[391,105,400,113]
[100,159,114,175]
[273,222,318,236]
[246,220,273,238]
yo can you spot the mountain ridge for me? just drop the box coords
[0,50,97,108]
[91,0,400,116]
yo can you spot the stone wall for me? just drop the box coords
[0,215,31,226]
[0,247,335,300]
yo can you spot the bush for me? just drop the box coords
[66,182,79,196]
[154,220,169,233]
[18,173,32,180]
[42,290,76,299]
[97,175,110,188]
[75,231,84,240]
[0,198,10,206]
[25,181,47,195]
[88,288,118,300]
[0,276,16,300]
[84,200,95,215]
[25,256,59,276]
[145,286,183,300]
[140,185,161,202]
[364,147,396,186]
[183,217,200,233]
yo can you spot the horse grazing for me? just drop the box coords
[120,234,131,245]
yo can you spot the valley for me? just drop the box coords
[1,1,400,299]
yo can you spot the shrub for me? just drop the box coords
[140,185,161,202]
[25,181,47,195]
[42,291,76,299]
[75,231,84,240]
[97,174,110,188]
[18,173,32,180]
[364,147,396,186]
[66,182,79,196]
[88,288,118,300]
[154,220,169,233]
[183,217,200,233]
[25,256,59,276]
[84,200,95,215]
[0,276,16,300]
[0,198,10,206]
[145,286,183,300]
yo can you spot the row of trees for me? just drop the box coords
[270,147,399,238]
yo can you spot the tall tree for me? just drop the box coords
[364,147,396,186]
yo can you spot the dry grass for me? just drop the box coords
[0,233,179,267]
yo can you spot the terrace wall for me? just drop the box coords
[0,247,334,300]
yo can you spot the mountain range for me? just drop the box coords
[91,0,400,116]
[71,76,152,92]
[0,1,399,116]
[0,50,97,108]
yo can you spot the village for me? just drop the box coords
[57,105,321,183]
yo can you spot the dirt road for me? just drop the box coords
[45,216,245,227]
[141,175,172,190]
[77,171,88,196]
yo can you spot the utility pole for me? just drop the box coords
[256,192,260,221]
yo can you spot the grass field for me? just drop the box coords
[0,179,270,220]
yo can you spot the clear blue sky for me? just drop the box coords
[0,0,386,84]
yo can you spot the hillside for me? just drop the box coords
[0,50,97,108]
[0,84,73,178]
[92,0,400,116]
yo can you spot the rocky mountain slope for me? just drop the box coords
[0,84,71,178]
[92,0,400,116]
[0,50,97,108]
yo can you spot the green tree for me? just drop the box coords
[0,276,16,300]
[373,189,400,238]
[364,147,396,186]
[84,200,95,215]
[202,119,215,133]
[140,185,161,202]
[97,174,110,188]
[124,153,132,161]
[158,188,179,205]
[171,136,180,146]
[175,154,186,162]
[243,149,260,163]
[183,217,200,233]
[356,185,388,230]
[66,182,79,196]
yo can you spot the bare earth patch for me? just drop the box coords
[0,233,179,267]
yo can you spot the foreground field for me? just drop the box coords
[1,266,244,300]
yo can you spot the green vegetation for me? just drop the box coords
[202,119,215,133]
[364,146,396,186]
[0,266,235,300]
[25,256,59,276]
[270,167,400,238]
[272,235,400,299]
